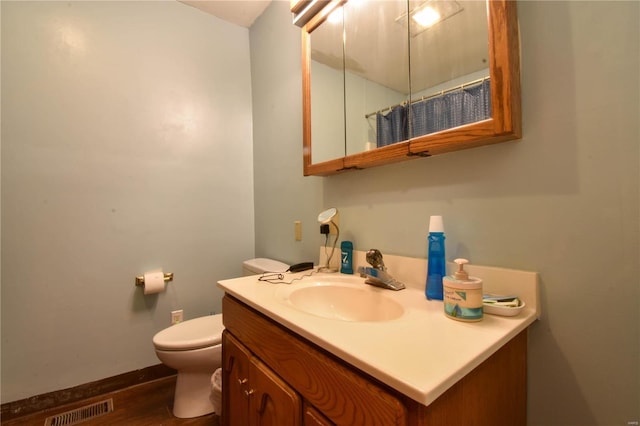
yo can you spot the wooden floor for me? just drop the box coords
[2,376,220,426]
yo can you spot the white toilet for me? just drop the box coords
[152,258,289,418]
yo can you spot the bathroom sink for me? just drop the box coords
[285,284,404,322]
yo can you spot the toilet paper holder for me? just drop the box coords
[135,272,174,287]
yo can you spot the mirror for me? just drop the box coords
[343,0,410,157]
[407,0,490,138]
[309,6,345,164]
[300,0,521,176]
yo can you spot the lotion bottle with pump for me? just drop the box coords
[426,216,446,300]
[443,258,483,322]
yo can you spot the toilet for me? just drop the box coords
[152,258,289,418]
[242,257,290,276]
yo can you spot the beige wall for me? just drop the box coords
[251,1,639,425]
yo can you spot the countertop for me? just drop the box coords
[217,258,538,406]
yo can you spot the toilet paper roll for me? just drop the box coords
[143,271,166,295]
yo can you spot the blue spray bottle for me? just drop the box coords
[426,215,446,300]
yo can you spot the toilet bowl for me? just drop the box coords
[153,315,223,418]
[153,258,289,419]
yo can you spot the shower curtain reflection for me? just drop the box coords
[375,78,491,146]
[376,105,408,147]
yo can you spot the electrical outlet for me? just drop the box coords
[294,220,302,241]
[171,310,183,325]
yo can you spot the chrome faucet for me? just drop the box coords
[357,249,406,291]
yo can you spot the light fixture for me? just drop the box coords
[412,6,441,28]
[292,0,333,28]
[317,207,340,273]
[396,0,464,37]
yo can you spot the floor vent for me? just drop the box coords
[44,398,114,426]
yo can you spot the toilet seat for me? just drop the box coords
[153,314,223,351]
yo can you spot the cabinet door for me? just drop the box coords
[251,357,301,426]
[222,332,252,426]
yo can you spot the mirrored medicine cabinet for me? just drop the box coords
[295,0,521,176]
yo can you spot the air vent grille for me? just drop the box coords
[44,398,113,426]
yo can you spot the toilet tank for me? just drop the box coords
[242,258,289,276]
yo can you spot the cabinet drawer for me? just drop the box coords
[223,295,407,425]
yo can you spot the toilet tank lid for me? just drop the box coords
[153,314,223,351]
[243,258,289,274]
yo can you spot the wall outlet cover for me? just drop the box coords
[171,310,183,325]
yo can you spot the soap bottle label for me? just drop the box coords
[443,288,483,321]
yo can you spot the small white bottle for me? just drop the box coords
[443,258,483,322]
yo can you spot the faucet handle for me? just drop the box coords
[366,249,386,271]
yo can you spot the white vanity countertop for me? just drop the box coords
[217,261,539,406]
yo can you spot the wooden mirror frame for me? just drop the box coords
[300,0,521,177]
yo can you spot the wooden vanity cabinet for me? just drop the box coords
[221,294,527,426]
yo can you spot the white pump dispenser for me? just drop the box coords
[453,258,470,281]
[443,258,483,322]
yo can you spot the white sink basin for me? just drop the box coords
[284,283,404,322]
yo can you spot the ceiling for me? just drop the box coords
[179,0,272,28]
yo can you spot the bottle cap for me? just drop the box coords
[429,215,444,233]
